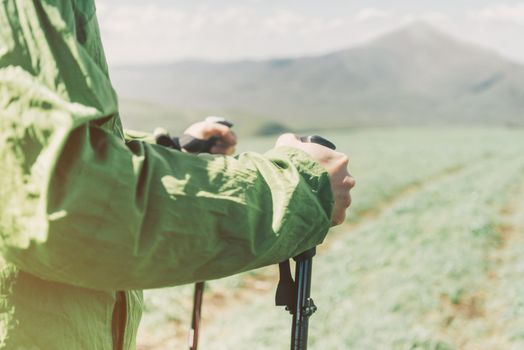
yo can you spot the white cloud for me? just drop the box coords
[467,3,524,24]
[95,1,524,65]
[354,8,390,22]
[400,11,449,26]
[262,10,307,35]
[96,3,392,63]
[418,11,449,23]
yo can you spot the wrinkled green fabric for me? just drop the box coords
[0,0,334,349]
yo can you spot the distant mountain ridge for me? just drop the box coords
[111,22,524,134]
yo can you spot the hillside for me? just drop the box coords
[111,22,524,134]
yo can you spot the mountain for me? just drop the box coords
[111,22,524,134]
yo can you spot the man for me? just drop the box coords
[0,1,355,349]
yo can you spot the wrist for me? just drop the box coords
[265,146,334,220]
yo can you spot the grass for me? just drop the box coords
[136,127,524,350]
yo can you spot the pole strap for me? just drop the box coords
[276,260,296,313]
[275,248,317,314]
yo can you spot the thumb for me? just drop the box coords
[275,133,301,148]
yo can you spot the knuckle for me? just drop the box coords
[344,176,356,189]
[203,124,214,135]
[276,133,300,147]
[339,155,349,166]
[276,133,291,143]
[281,132,296,139]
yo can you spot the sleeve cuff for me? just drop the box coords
[264,146,334,225]
[123,129,156,144]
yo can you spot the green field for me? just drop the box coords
[136,128,524,350]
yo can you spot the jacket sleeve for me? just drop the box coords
[0,0,333,290]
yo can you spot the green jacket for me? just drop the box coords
[0,1,333,349]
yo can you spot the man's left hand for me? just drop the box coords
[182,120,237,155]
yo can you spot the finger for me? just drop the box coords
[213,138,236,150]
[204,123,237,145]
[344,175,356,190]
[226,130,238,145]
[210,144,236,155]
[331,206,347,226]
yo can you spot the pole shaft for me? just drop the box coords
[189,282,205,350]
[291,258,313,350]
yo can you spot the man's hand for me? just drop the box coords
[275,133,355,226]
[182,120,237,155]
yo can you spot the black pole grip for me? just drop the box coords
[299,135,336,150]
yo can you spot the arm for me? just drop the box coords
[0,0,333,290]
[124,130,157,144]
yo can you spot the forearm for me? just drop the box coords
[2,121,332,290]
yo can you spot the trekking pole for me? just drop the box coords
[154,117,233,350]
[276,135,336,350]
[189,281,205,350]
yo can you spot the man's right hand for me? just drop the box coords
[275,133,355,226]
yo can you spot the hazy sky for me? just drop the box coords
[96,1,524,65]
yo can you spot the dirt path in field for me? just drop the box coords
[433,172,524,349]
[348,148,500,228]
